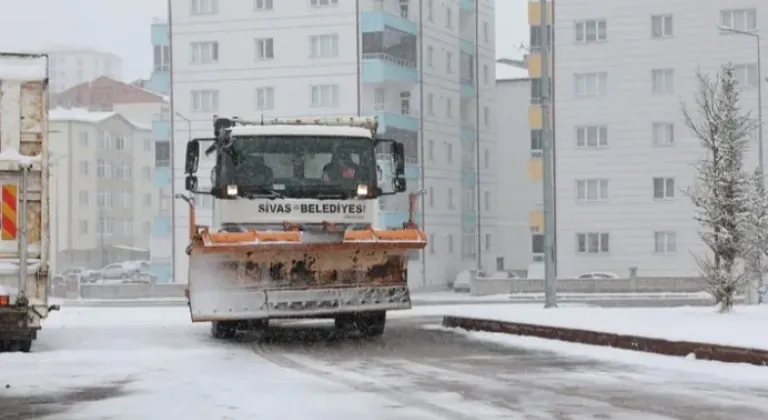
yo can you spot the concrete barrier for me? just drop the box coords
[442,316,768,366]
[471,276,707,296]
[79,283,187,300]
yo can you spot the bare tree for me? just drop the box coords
[681,65,753,312]
[742,167,768,303]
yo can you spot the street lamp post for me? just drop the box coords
[720,26,763,305]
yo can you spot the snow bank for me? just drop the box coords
[0,148,41,164]
[444,305,768,350]
[0,55,47,81]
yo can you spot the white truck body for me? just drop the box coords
[0,53,54,350]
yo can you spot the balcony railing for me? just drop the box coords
[362,52,417,69]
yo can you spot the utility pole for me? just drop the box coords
[539,0,557,308]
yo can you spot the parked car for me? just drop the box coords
[575,271,620,280]
[52,266,88,284]
[94,262,145,282]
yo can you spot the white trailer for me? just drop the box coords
[0,52,58,352]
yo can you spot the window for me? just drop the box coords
[530,130,542,156]
[191,89,219,112]
[576,232,610,254]
[96,159,106,177]
[427,0,433,22]
[483,106,490,126]
[97,217,114,236]
[79,161,89,175]
[575,19,607,42]
[191,41,219,65]
[531,234,544,254]
[651,69,674,94]
[448,187,454,209]
[428,186,434,207]
[79,220,88,234]
[310,84,339,107]
[720,9,757,32]
[651,15,673,38]
[576,125,608,148]
[191,0,217,15]
[113,133,125,150]
[445,51,453,73]
[310,34,338,58]
[574,72,607,97]
[143,166,152,180]
[576,179,609,201]
[652,123,674,146]
[255,38,274,60]
[79,131,89,146]
[653,177,675,199]
[446,142,453,163]
[428,139,434,160]
[143,193,152,206]
[153,45,171,72]
[482,21,489,42]
[427,93,434,115]
[654,231,676,253]
[428,233,435,253]
[482,64,489,84]
[121,163,132,180]
[733,63,758,88]
[254,0,272,10]
[79,190,88,205]
[310,0,337,6]
[99,131,111,149]
[155,142,171,166]
[445,6,453,29]
[484,191,490,211]
[255,87,274,110]
[529,25,551,51]
[399,0,409,19]
[427,46,434,68]
[144,138,152,151]
[445,97,452,117]
[143,221,151,235]
[97,188,113,208]
[483,149,490,169]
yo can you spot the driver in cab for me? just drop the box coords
[322,151,359,184]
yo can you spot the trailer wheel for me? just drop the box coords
[355,311,387,338]
[211,321,237,339]
[17,339,32,353]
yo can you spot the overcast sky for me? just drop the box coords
[0,0,527,81]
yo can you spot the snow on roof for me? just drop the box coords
[0,54,47,81]
[496,61,529,80]
[49,107,151,131]
[0,148,41,164]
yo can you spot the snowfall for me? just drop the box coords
[2,303,768,419]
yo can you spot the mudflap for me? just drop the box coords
[0,307,35,343]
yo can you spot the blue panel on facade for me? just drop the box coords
[149,71,170,94]
[461,127,475,140]
[151,23,169,46]
[462,170,477,185]
[459,39,476,54]
[379,211,409,228]
[361,11,418,35]
[362,60,418,85]
[461,83,475,97]
[377,110,419,132]
[148,262,172,283]
[154,166,171,188]
[459,0,475,11]
[153,215,171,237]
[152,120,170,140]
[462,215,477,225]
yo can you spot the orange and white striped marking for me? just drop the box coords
[1,184,17,240]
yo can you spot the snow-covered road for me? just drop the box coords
[2,306,768,419]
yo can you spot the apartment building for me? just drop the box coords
[52,76,167,123]
[167,0,496,288]
[48,108,156,272]
[550,1,766,277]
[34,46,123,93]
[495,61,539,273]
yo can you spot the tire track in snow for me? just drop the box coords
[252,340,483,420]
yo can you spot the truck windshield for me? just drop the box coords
[216,135,375,197]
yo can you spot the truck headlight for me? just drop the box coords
[226,184,238,197]
[356,184,369,197]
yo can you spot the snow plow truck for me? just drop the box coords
[180,115,426,339]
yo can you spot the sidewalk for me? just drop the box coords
[440,305,768,366]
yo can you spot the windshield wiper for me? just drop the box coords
[240,187,285,199]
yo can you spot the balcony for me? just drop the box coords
[362,53,418,86]
[152,215,171,237]
[154,166,171,188]
[149,71,170,94]
[460,38,476,54]
[371,108,419,132]
[377,211,409,228]
[361,7,417,35]
[462,170,477,185]
[152,120,170,140]
[151,22,169,46]
[460,79,475,97]
[459,0,475,11]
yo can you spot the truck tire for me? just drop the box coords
[211,321,237,339]
[17,339,32,353]
[356,311,386,338]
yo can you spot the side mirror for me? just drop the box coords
[185,175,198,192]
[392,142,405,175]
[392,176,406,192]
[185,140,200,174]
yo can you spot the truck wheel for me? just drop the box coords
[355,311,387,338]
[17,339,32,353]
[211,321,237,339]
[334,314,355,330]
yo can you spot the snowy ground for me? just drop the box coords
[443,305,768,350]
[2,305,768,419]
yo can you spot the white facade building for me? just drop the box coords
[40,46,123,93]
[49,108,156,271]
[553,1,766,278]
[168,0,496,288]
[495,62,538,273]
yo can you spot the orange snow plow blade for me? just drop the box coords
[185,227,426,322]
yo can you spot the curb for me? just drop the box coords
[442,316,768,367]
